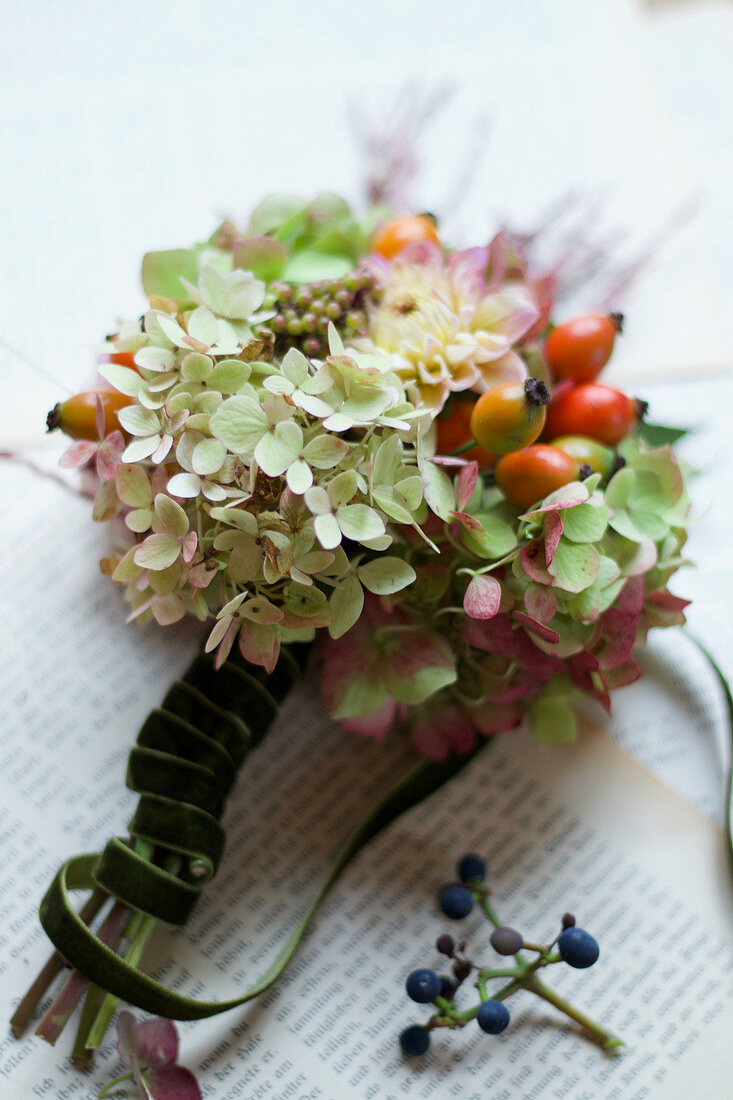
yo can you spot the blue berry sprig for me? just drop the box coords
[399,855,621,1058]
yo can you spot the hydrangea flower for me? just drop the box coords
[97,1012,201,1099]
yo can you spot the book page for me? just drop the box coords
[1,455,733,1098]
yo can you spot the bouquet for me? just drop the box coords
[12,191,701,1088]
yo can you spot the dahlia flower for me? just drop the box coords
[366,243,539,413]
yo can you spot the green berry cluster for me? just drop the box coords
[263,271,377,358]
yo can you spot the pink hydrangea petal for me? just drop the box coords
[456,461,478,512]
[520,480,588,517]
[95,394,106,440]
[512,611,560,644]
[487,682,534,705]
[595,609,639,669]
[137,1018,179,1068]
[116,1011,140,1068]
[616,576,645,615]
[338,699,397,742]
[521,541,553,585]
[465,612,518,657]
[450,510,483,531]
[524,585,557,624]
[96,431,125,480]
[181,531,198,565]
[59,440,97,468]
[238,620,280,673]
[213,620,239,669]
[603,657,642,690]
[463,574,501,620]
[543,512,563,566]
[411,706,476,761]
[471,702,523,737]
[645,591,690,612]
[147,1064,202,1100]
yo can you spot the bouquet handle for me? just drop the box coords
[38,647,482,1021]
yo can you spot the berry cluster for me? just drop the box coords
[263,271,377,359]
[399,854,617,1058]
[437,310,640,509]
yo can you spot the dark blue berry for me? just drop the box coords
[476,999,510,1034]
[399,1025,431,1056]
[438,975,456,1000]
[558,927,599,969]
[405,968,441,1004]
[457,854,486,883]
[490,926,523,956]
[439,885,474,920]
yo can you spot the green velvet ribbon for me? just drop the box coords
[38,644,482,1019]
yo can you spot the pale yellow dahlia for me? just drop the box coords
[364,243,539,414]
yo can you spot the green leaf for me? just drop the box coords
[560,502,608,543]
[302,434,348,469]
[337,504,385,543]
[98,363,145,397]
[232,236,287,281]
[385,633,456,705]
[282,250,354,284]
[134,533,181,571]
[529,692,578,745]
[154,493,189,538]
[198,266,265,320]
[461,513,517,559]
[209,506,258,534]
[358,557,416,595]
[328,575,365,639]
[373,486,414,524]
[605,466,636,509]
[207,359,252,394]
[141,249,199,304]
[210,395,267,454]
[116,464,151,508]
[421,461,455,521]
[548,541,600,593]
[192,438,226,476]
[636,420,690,447]
[248,193,305,235]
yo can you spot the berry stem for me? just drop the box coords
[524,976,623,1051]
[448,438,479,457]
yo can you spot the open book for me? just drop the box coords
[1,377,732,1099]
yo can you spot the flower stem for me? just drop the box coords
[84,852,179,1054]
[84,910,158,1053]
[525,976,624,1050]
[97,1070,134,1098]
[10,888,107,1039]
[36,901,130,1046]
